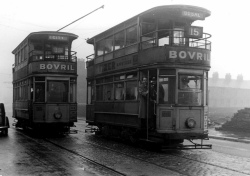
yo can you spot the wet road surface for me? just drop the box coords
[0,117,250,176]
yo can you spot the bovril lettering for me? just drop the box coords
[169,50,210,61]
[40,64,75,70]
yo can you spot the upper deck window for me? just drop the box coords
[104,36,113,54]
[29,39,44,61]
[15,54,18,66]
[114,31,125,50]
[126,26,137,46]
[96,36,114,56]
[27,35,77,62]
[18,51,21,64]
[142,23,156,37]
[141,23,156,49]
[24,46,28,61]
[44,42,69,61]
[96,40,105,56]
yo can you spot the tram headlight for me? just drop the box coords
[185,118,196,128]
[54,111,62,119]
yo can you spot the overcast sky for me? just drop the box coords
[1,0,249,80]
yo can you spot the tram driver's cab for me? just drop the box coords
[141,69,208,132]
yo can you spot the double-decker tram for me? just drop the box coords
[12,31,78,132]
[85,5,212,149]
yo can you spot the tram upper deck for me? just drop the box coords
[12,31,78,81]
[86,5,211,77]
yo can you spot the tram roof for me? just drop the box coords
[12,31,78,54]
[87,5,211,44]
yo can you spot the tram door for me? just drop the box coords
[156,69,176,131]
[139,70,157,129]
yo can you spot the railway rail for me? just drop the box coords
[76,129,250,176]
[13,126,250,176]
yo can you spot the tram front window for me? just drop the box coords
[47,81,69,102]
[178,75,202,105]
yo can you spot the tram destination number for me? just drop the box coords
[185,26,203,39]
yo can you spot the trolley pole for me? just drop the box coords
[57,5,104,32]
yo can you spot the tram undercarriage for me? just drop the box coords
[14,118,75,133]
[85,123,212,150]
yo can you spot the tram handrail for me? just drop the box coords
[28,50,77,62]
[86,54,95,61]
[86,29,211,66]
[140,29,211,50]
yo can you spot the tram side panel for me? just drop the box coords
[88,101,141,128]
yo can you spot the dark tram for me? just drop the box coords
[12,31,78,132]
[85,5,212,148]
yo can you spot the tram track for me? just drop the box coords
[75,129,250,176]
[44,138,127,176]
[14,128,126,176]
[13,127,250,176]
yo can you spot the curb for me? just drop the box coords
[209,135,250,144]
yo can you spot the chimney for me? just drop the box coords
[237,74,243,81]
[212,72,219,80]
[225,73,231,82]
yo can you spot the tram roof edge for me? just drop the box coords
[12,31,78,54]
[87,5,211,44]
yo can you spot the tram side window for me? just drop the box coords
[35,82,45,102]
[96,85,103,101]
[126,81,137,100]
[14,81,28,101]
[115,82,124,100]
[87,81,94,104]
[104,84,113,101]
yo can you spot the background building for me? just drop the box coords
[209,72,250,119]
